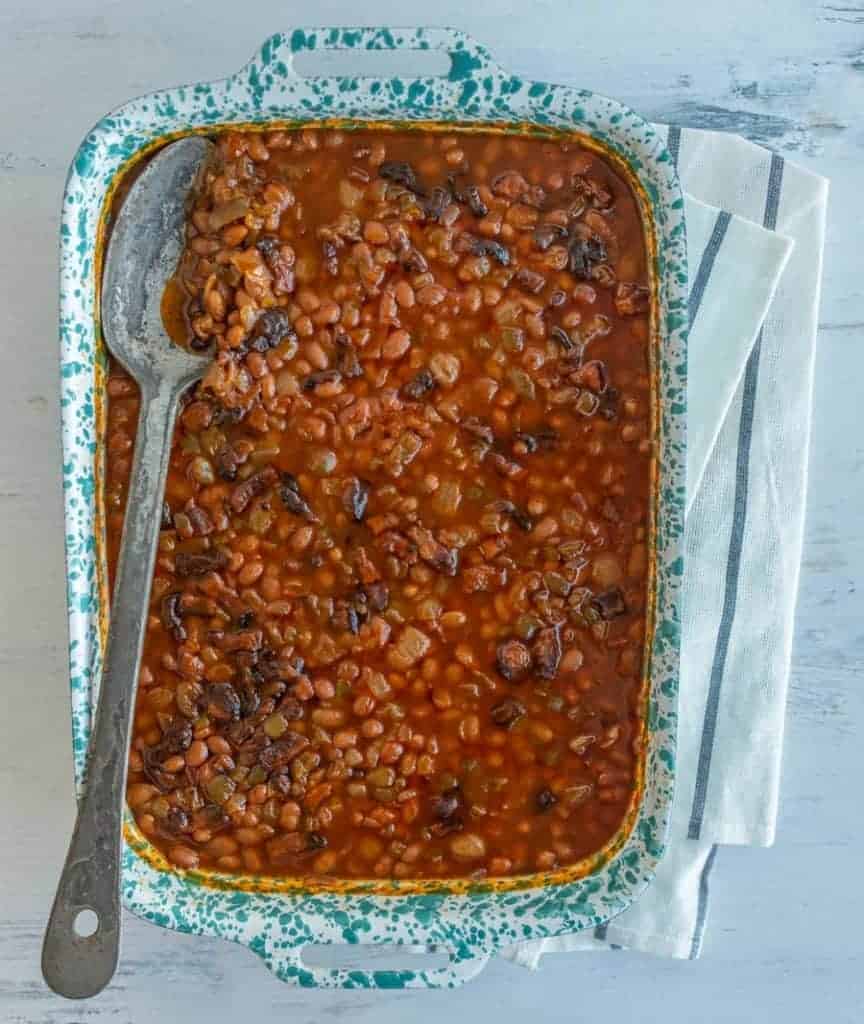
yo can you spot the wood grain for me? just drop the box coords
[0,1,861,1020]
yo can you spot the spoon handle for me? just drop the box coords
[43,378,186,999]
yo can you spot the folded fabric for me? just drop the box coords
[502,125,828,964]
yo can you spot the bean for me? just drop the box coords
[431,688,452,710]
[190,237,219,256]
[207,836,239,857]
[379,291,398,323]
[366,766,395,788]
[417,284,446,306]
[297,288,321,313]
[237,560,264,585]
[531,722,555,743]
[279,802,301,831]
[226,324,247,348]
[536,850,557,870]
[127,783,158,809]
[311,707,346,729]
[450,833,486,860]
[333,729,358,749]
[364,221,389,244]
[249,784,269,805]
[394,281,415,308]
[454,644,475,668]
[489,856,513,875]
[380,741,404,764]
[444,663,464,684]
[382,330,412,360]
[313,850,339,873]
[137,813,156,836]
[420,657,440,681]
[477,214,502,238]
[222,223,248,247]
[207,736,232,756]
[235,827,265,847]
[531,516,559,542]
[204,287,226,321]
[168,845,200,870]
[353,694,376,716]
[291,525,314,552]
[313,678,336,700]
[260,575,282,601]
[242,849,264,872]
[458,715,480,743]
[304,340,329,369]
[313,301,340,326]
[294,315,314,337]
[429,353,460,387]
[361,719,384,739]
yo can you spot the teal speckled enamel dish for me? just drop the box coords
[60,28,687,988]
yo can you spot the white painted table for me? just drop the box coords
[1,2,861,1020]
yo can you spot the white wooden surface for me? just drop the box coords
[1,1,862,1020]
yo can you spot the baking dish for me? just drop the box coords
[60,27,687,988]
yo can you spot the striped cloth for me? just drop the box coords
[503,126,828,962]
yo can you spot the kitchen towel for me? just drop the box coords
[504,125,828,963]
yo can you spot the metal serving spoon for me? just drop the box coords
[43,137,215,999]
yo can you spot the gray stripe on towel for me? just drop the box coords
[666,125,682,169]
[688,210,732,327]
[687,151,785,840]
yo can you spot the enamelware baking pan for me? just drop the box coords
[59,26,687,988]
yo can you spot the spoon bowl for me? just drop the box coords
[102,135,214,384]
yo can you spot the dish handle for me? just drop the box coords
[260,936,490,990]
[231,26,509,103]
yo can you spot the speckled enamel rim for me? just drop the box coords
[60,28,687,989]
